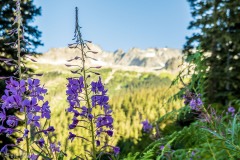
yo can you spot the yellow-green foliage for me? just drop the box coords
[29,63,182,157]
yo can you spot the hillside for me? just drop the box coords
[27,58,182,157]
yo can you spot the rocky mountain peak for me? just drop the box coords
[36,43,184,72]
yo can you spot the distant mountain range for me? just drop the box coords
[36,43,184,72]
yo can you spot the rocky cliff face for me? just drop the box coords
[36,43,183,71]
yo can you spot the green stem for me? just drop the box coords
[17,1,29,158]
[207,139,216,160]
[17,3,22,79]
[80,40,96,159]
[24,111,30,158]
[202,105,215,128]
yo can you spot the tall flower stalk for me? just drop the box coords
[0,0,64,159]
[66,7,119,159]
[16,0,31,155]
[16,0,22,79]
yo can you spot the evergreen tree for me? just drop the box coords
[0,0,42,154]
[184,0,240,106]
[0,0,42,82]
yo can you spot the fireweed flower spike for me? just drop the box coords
[66,7,119,159]
[183,92,220,127]
[0,0,64,159]
[183,91,203,111]
[0,77,61,158]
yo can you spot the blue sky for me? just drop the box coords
[33,1,192,53]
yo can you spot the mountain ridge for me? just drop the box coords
[36,43,184,72]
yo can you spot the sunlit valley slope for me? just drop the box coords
[27,44,184,156]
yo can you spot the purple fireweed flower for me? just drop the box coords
[17,137,23,143]
[28,78,40,89]
[183,92,203,111]
[69,124,76,129]
[95,114,114,146]
[189,99,197,110]
[228,106,235,113]
[79,106,92,118]
[27,113,40,128]
[160,145,164,150]
[192,151,195,156]
[72,109,81,117]
[0,144,15,154]
[160,145,171,151]
[41,126,55,135]
[113,146,120,155]
[1,78,51,128]
[91,95,109,107]
[227,106,235,116]
[66,77,85,112]
[6,78,26,95]
[67,77,84,94]
[189,98,203,111]
[16,129,29,144]
[23,97,41,113]
[91,78,109,108]
[27,78,47,100]
[2,94,22,110]
[0,126,6,133]
[37,138,45,148]
[0,145,8,154]
[182,92,195,105]
[66,102,74,112]
[196,98,203,106]
[4,128,15,136]
[0,0,57,155]
[80,106,87,115]
[36,126,55,135]
[190,151,196,160]
[96,140,100,146]
[66,57,118,155]
[68,117,79,129]
[103,104,112,115]
[46,126,55,132]
[88,113,93,120]
[6,115,20,127]
[68,132,76,142]
[69,77,84,92]
[41,101,51,119]
[106,130,113,137]
[90,81,114,147]
[72,117,79,125]
[0,111,6,124]
[23,129,29,137]
[91,77,104,93]
[65,25,120,157]
[50,143,60,152]
[29,154,38,160]
[96,115,113,129]
[96,128,103,137]
[141,120,153,133]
